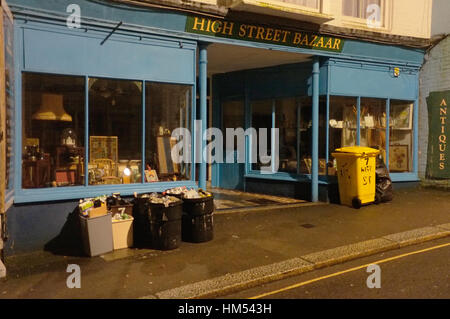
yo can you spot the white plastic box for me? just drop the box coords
[112,217,134,250]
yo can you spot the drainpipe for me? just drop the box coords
[198,43,208,190]
[311,57,320,202]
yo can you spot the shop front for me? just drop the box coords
[3,0,424,254]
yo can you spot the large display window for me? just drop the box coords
[359,98,387,163]
[22,73,86,188]
[389,100,414,172]
[21,72,194,190]
[145,82,192,183]
[328,96,414,174]
[328,96,358,161]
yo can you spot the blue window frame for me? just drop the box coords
[13,19,198,203]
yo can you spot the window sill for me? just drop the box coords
[341,17,388,33]
[245,172,419,184]
[14,180,198,204]
[245,172,329,184]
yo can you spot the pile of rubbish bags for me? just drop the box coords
[137,192,181,207]
[164,186,212,199]
[79,193,132,220]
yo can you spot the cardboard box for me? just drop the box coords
[112,217,134,250]
[110,203,133,216]
[89,204,107,218]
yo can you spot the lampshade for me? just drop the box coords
[32,93,72,122]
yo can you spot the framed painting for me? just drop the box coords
[390,103,413,129]
[389,145,409,172]
[89,136,118,163]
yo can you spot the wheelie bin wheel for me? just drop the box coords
[352,197,362,209]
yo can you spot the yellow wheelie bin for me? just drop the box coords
[332,146,380,209]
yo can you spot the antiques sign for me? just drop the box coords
[426,91,450,178]
[185,16,345,53]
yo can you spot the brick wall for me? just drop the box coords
[419,35,450,179]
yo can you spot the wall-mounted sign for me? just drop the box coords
[426,91,450,179]
[185,16,345,53]
[393,67,400,77]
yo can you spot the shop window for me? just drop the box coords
[223,100,245,154]
[276,98,298,174]
[389,100,413,172]
[251,100,273,171]
[328,96,358,162]
[22,73,85,188]
[298,97,328,175]
[360,98,387,163]
[89,78,143,185]
[145,82,192,182]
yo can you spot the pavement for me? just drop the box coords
[0,185,449,299]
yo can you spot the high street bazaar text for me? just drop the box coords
[185,16,345,52]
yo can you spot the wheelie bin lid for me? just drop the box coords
[332,146,380,156]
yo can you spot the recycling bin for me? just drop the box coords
[148,199,183,250]
[182,195,215,216]
[332,146,380,209]
[79,213,113,257]
[132,195,153,248]
[112,217,134,250]
[182,212,214,243]
[181,195,214,243]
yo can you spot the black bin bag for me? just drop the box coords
[375,155,393,203]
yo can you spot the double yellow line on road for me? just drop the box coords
[250,242,450,299]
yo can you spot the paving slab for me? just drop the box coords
[300,238,398,268]
[382,226,450,247]
[155,258,314,299]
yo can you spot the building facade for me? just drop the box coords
[418,0,450,188]
[0,0,432,255]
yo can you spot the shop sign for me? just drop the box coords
[185,16,345,53]
[426,91,450,178]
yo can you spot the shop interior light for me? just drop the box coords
[32,93,72,122]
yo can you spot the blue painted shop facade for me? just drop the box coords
[3,0,424,254]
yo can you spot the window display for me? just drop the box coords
[89,78,143,185]
[389,100,413,172]
[145,82,192,182]
[328,96,358,162]
[251,99,272,171]
[223,100,245,152]
[360,98,387,163]
[276,98,298,174]
[22,73,85,188]
[298,97,327,175]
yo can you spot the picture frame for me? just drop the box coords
[389,144,409,172]
[390,103,413,129]
[89,136,118,163]
[302,157,327,175]
[156,136,180,176]
[145,169,159,182]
